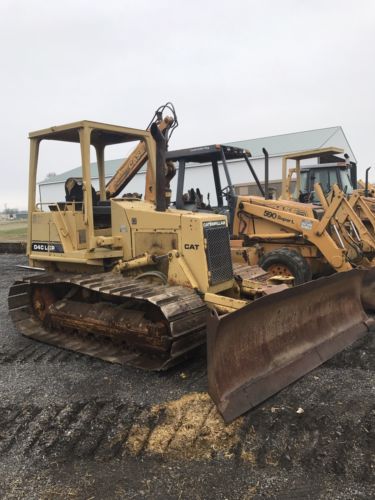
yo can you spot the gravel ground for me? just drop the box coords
[0,254,374,499]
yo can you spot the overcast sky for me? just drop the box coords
[1,0,375,208]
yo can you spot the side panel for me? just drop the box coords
[180,216,211,291]
[29,211,64,259]
[29,209,88,256]
[134,232,178,256]
[111,200,134,261]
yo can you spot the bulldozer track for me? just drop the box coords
[8,272,208,370]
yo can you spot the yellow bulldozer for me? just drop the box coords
[8,106,375,422]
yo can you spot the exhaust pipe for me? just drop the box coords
[150,123,167,212]
[365,166,371,197]
[243,153,265,198]
[262,148,269,199]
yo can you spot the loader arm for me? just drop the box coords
[349,191,375,234]
[357,179,375,195]
[236,198,351,272]
[315,184,375,255]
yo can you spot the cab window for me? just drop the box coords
[292,171,309,200]
[339,169,353,195]
[309,168,339,202]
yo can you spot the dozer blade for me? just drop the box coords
[360,267,375,311]
[207,270,374,423]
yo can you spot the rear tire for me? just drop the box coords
[259,248,312,285]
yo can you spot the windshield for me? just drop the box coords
[339,168,353,195]
[309,168,339,202]
[292,167,353,203]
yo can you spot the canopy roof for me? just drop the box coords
[29,120,149,146]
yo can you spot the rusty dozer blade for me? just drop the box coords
[207,269,374,423]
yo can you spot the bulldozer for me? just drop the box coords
[8,108,375,423]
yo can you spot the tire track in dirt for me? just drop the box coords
[0,392,373,484]
[0,394,241,461]
[0,344,96,365]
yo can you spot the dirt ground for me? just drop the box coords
[0,254,374,499]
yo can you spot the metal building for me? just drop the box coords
[38,126,355,205]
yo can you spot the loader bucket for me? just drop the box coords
[360,267,375,311]
[207,270,374,423]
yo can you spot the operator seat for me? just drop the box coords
[65,177,99,207]
[64,177,111,228]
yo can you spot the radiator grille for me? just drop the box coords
[204,222,233,285]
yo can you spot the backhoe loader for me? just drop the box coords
[281,151,375,310]
[8,110,374,423]
[169,145,375,284]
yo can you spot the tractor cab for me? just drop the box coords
[295,161,354,203]
[279,147,357,204]
[167,144,251,219]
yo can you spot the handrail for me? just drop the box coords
[35,201,83,210]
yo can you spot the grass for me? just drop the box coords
[0,220,27,241]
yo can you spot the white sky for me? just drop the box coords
[1,0,375,209]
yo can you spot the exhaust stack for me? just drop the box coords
[150,122,167,212]
[263,147,270,199]
[365,166,371,198]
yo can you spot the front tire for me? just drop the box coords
[259,248,312,285]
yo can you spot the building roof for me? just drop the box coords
[40,126,356,185]
[226,126,356,162]
[40,158,125,185]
